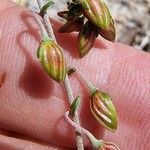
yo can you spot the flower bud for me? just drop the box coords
[79,0,112,29]
[77,21,97,58]
[99,19,116,42]
[37,39,66,82]
[90,91,117,132]
[59,17,84,33]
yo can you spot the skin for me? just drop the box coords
[0,0,150,149]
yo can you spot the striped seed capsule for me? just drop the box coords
[98,19,116,42]
[37,39,66,82]
[79,0,112,29]
[77,21,98,58]
[90,91,117,132]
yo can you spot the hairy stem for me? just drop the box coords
[65,111,102,150]
[36,0,84,149]
[65,111,120,150]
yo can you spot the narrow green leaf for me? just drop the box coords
[70,96,81,115]
[40,0,54,17]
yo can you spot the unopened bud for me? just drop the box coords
[37,39,66,82]
[90,91,117,132]
[79,0,112,29]
[77,21,97,58]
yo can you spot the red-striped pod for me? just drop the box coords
[90,91,117,132]
[59,17,84,33]
[77,21,98,58]
[37,39,66,82]
[99,19,116,42]
[79,0,112,29]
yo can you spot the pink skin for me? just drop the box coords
[0,0,150,149]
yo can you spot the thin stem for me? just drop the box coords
[65,111,102,150]
[32,11,49,38]
[64,76,84,149]
[37,0,56,41]
[65,111,120,150]
[36,0,84,149]
[78,72,97,94]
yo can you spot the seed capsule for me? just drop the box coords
[90,91,117,132]
[37,39,66,82]
[99,19,116,42]
[77,21,97,58]
[79,0,112,29]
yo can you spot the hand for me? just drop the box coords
[0,0,150,149]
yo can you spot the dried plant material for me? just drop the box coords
[59,17,84,33]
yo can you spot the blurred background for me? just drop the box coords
[12,0,150,52]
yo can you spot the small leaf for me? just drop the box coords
[70,96,81,116]
[40,0,54,17]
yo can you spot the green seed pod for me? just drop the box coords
[90,91,117,132]
[79,0,112,29]
[99,19,116,42]
[37,39,66,82]
[77,21,97,58]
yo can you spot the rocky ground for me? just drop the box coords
[12,0,150,52]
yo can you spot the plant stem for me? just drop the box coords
[65,111,120,150]
[37,0,56,41]
[36,0,84,149]
[65,111,102,150]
